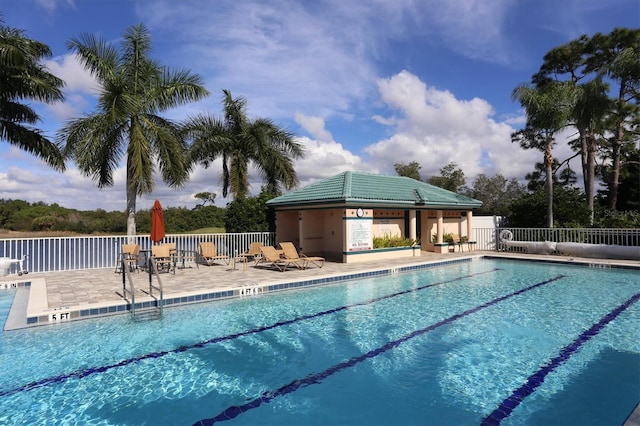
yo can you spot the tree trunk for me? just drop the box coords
[545,137,554,228]
[580,130,588,192]
[126,166,137,242]
[586,130,596,225]
[608,124,624,211]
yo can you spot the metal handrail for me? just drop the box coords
[120,258,136,316]
[146,256,164,316]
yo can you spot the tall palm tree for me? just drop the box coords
[58,24,208,235]
[512,81,577,227]
[571,79,610,225]
[0,20,65,170]
[186,89,304,199]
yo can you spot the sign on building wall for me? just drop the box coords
[348,219,372,251]
[373,218,402,238]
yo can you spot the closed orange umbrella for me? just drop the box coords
[150,199,165,243]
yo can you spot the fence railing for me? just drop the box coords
[1,228,638,274]
[472,227,640,251]
[0,232,275,274]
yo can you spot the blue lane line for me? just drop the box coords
[481,291,640,426]
[192,274,568,425]
[0,268,500,398]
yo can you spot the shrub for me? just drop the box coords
[432,233,454,243]
[373,235,417,248]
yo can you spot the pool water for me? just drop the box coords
[0,259,638,425]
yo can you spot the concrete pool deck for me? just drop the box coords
[2,251,639,331]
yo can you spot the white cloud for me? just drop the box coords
[294,137,372,184]
[35,0,75,12]
[294,113,334,143]
[365,70,538,181]
[45,54,100,94]
[423,0,519,65]
[43,54,101,120]
[139,0,392,120]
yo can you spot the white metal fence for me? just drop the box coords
[1,228,638,273]
[472,227,640,251]
[0,232,275,273]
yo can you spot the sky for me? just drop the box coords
[0,0,638,212]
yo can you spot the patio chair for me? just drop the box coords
[198,242,230,266]
[233,241,264,270]
[118,243,142,273]
[163,242,180,266]
[279,241,325,269]
[151,244,175,274]
[164,242,177,257]
[450,235,464,252]
[245,242,264,264]
[258,245,302,272]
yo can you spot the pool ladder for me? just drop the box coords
[120,257,164,319]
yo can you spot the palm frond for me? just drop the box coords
[0,120,65,170]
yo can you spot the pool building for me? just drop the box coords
[267,171,483,262]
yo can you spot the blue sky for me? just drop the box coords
[1,0,637,211]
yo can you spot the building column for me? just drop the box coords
[466,210,473,240]
[298,211,304,251]
[436,210,443,244]
[409,210,417,240]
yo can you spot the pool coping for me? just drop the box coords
[3,253,639,331]
[4,256,478,330]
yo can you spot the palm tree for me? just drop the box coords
[571,79,610,225]
[58,24,208,235]
[185,89,304,199]
[512,81,577,227]
[0,19,65,170]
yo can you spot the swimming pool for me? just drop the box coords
[0,258,638,425]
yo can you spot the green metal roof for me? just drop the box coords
[266,171,482,209]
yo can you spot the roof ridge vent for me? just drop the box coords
[343,171,352,197]
[414,188,428,204]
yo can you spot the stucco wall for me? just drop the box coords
[372,209,405,238]
[274,211,298,246]
[319,209,344,259]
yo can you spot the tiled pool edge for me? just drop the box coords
[5,257,478,330]
[485,253,640,270]
[5,254,639,331]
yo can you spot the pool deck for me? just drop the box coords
[2,251,639,332]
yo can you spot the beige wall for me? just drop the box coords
[274,211,298,246]
[275,209,345,259]
[372,209,405,238]
[276,207,472,261]
[318,209,344,259]
[300,209,344,257]
[343,246,420,263]
[423,210,463,241]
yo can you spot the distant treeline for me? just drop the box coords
[0,199,226,234]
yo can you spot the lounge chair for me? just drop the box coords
[151,244,175,273]
[279,241,325,269]
[258,245,303,272]
[198,242,230,266]
[118,243,142,273]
